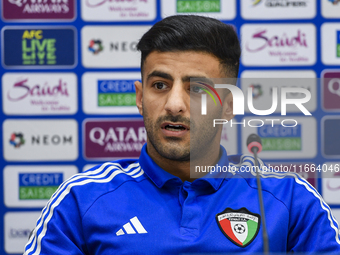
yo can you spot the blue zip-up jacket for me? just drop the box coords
[24,145,340,254]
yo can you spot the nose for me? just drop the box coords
[164,82,188,115]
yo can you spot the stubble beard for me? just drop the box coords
[143,107,191,161]
[143,103,222,162]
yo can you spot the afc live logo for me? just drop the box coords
[2,27,76,68]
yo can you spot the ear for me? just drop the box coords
[135,80,143,116]
[223,92,235,121]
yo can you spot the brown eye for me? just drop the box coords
[154,82,167,90]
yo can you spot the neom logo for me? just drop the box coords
[110,41,138,51]
[10,133,74,146]
[7,78,69,101]
[31,135,73,145]
[9,133,25,148]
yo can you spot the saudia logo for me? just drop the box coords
[177,0,220,13]
[85,0,147,7]
[22,30,56,65]
[246,30,308,53]
[7,78,69,101]
[8,0,70,13]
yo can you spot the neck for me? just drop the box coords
[146,142,221,182]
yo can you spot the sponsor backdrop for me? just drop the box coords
[0,0,340,254]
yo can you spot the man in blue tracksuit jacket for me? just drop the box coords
[25,15,340,254]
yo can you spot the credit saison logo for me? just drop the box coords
[177,0,220,12]
[197,83,311,128]
[9,133,25,148]
[98,79,137,106]
[258,124,302,151]
[19,172,63,200]
[252,0,308,7]
[3,27,76,68]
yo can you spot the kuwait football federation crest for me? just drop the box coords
[216,207,260,248]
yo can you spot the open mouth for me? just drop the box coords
[161,123,189,132]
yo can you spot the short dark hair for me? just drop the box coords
[136,15,241,78]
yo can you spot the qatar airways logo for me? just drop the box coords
[7,78,69,102]
[246,29,308,52]
[85,0,147,7]
[3,0,75,20]
[8,0,68,7]
[84,119,146,159]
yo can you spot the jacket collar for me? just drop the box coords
[138,144,230,191]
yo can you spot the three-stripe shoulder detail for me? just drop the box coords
[24,162,144,255]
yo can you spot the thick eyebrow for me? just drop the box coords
[146,71,173,82]
[146,71,214,85]
[185,76,215,86]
